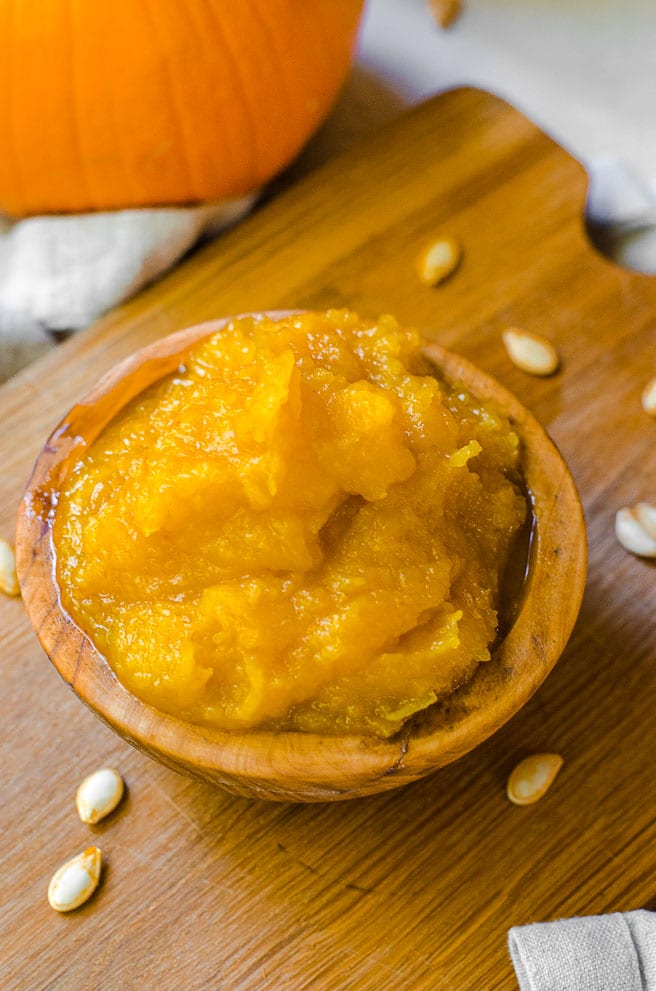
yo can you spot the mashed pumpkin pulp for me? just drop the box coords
[56,310,527,737]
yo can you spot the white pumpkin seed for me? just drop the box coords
[507,753,563,806]
[615,504,656,558]
[0,537,19,597]
[76,768,124,825]
[48,847,102,912]
[642,377,656,417]
[502,328,560,377]
[635,502,656,539]
[415,235,462,286]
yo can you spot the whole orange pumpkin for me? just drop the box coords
[0,0,364,217]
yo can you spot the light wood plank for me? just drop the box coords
[1,88,655,990]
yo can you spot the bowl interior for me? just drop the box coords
[16,316,587,802]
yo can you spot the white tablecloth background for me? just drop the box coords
[359,0,656,189]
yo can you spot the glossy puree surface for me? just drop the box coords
[55,311,527,737]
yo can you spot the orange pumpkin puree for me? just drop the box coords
[56,310,527,738]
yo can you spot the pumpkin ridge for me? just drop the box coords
[314,2,362,91]
[0,0,14,211]
[105,12,144,208]
[304,6,336,106]
[246,0,299,183]
[5,0,28,215]
[200,0,259,197]
[141,0,199,201]
[68,0,102,210]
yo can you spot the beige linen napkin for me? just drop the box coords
[508,910,656,991]
[0,195,255,382]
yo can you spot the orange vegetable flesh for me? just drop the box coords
[55,311,527,737]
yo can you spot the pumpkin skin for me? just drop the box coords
[0,0,364,217]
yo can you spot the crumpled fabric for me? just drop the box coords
[508,909,656,991]
[586,156,656,274]
[0,194,255,382]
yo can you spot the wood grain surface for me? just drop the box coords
[1,88,655,989]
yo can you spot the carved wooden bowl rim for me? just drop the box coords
[15,313,587,802]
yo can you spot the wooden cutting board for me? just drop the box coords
[2,88,655,991]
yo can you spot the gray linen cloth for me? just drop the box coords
[509,910,656,991]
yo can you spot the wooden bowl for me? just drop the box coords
[16,315,587,802]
